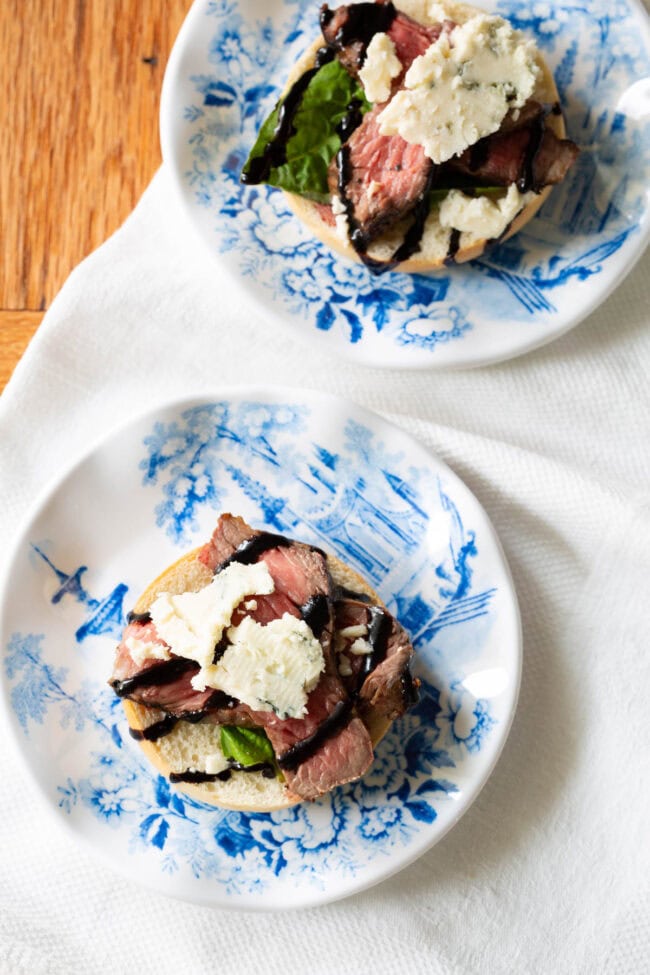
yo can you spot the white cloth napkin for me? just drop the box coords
[1,166,649,975]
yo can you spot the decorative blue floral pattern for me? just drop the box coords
[6,629,490,891]
[173,0,650,359]
[2,395,515,902]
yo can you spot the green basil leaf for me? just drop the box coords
[220,725,276,767]
[242,60,370,202]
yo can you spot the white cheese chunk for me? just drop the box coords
[204,751,230,776]
[125,635,171,667]
[359,32,403,104]
[348,637,373,656]
[378,15,540,163]
[199,614,325,719]
[338,656,353,678]
[331,193,349,242]
[149,561,274,671]
[338,623,368,640]
[439,184,530,239]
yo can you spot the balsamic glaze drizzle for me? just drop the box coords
[336,97,364,143]
[400,670,420,709]
[129,714,178,742]
[321,1,397,52]
[170,761,276,784]
[121,524,416,772]
[388,163,438,269]
[277,699,353,770]
[360,606,393,679]
[241,46,334,185]
[517,114,546,193]
[212,635,230,664]
[204,689,239,710]
[300,593,330,639]
[111,657,196,698]
[126,610,152,625]
[215,530,292,572]
[332,584,372,604]
[336,144,375,266]
[445,228,462,266]
[468,138,490,173]
[337,149,438,275]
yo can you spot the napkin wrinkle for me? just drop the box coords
[380,409,649,515]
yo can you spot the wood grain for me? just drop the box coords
[0,312,42,391]
[0,0,190,391]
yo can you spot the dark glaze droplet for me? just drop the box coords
[468,138,490,172]
[332,585,372,604]
[203,689,240,710]
[321,1,397,52]
[170,761,276,784]
[215,531,293,571]
[212,635,230,664]
[129,714,178,742]
[360,606,392,679]
[110,658,195,697]
[241,47,334,185]
[126,610,152,625]
[517,115,545,193]
[277,699,353,770]
[300,593,331,638]
[444,228,462,265]
[336,98,364,143]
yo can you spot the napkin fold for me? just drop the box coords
[1,166,649,975]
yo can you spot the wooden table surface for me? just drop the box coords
[0,0,191,392]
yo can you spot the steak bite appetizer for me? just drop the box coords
[241,0,579,273]
[110,514,418,810]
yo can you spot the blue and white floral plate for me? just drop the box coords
[160,0,650,369]
[0,389,521,908]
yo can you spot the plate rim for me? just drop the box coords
[159,0,650,371]
[0,385,523,909]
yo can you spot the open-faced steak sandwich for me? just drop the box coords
[110,514,418,810]
[241,0,579,274]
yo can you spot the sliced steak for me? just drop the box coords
[197,515,374,799]
[200,513,332,637]
[321,2,579,244]
[387,10,451,76]
[357,617,418,723]
[199,513,257,569]
[329,105,434,244]
[449,118,580,191]
[320,2,448,81]
[110,620,250,719]
[334,597,418,722]
[111,516,419,801]
[332,597,370,692]
[111,619,166,684]
[532,130,580,187]
[250,674,374,800]
[320,2,449,246]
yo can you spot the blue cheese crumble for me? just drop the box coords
[377,14,540,163]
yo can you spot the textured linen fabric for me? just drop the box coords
[0,167,649,975]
